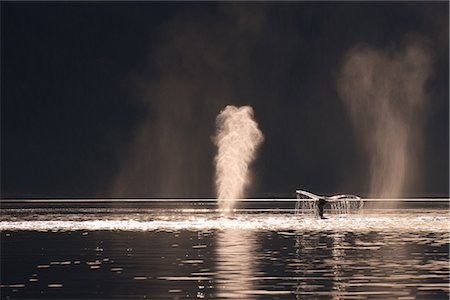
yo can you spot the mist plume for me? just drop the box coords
[112,6,268,198]
[337,38,433,199]
[214,105,264,211]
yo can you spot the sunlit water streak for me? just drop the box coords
[0,209,448,232]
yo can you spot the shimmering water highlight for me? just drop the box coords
[0,209,448,232]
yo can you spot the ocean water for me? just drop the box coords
[1,200,449,299]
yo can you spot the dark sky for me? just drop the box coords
[1,1,448,198]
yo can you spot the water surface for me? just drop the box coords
[1,204,449,299]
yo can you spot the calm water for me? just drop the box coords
[1,204,449,299]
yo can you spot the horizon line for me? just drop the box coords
[1,198,449,203]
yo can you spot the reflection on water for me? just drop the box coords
[331,233,346,299]
[1,208,449,299]
[216,229,256,299]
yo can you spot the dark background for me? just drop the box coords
[1,2,448,198]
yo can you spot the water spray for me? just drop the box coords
[337,40,432,200]
[213,105,264,212]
